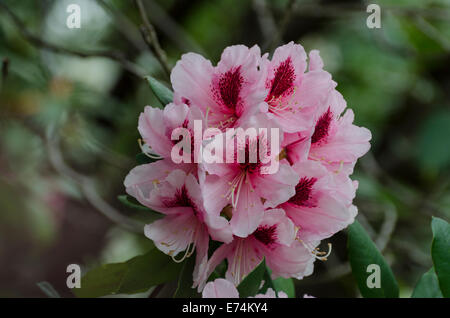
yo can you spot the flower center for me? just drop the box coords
[253,225,277,246]
[289,177,317,206]
[164,186,199,215]
[218,67,243,110]
[266,57,295,102]
[238,142,262,173]
[311,107,332,144]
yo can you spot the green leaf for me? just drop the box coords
[173,255,200,298]
[431,217,450,297]
[117,195,151,212]
[144,76,173,107]
[273,277,295,298]
[260,267,275,295]
[347,220,399,298]
[74,248,182,297]
[411,268,443,298]
[207,259,227,283]
[117,195,163,224]
[136,152,159,165]
[237,259,266,298]
[37,281,61,298]
[261,267,294,298]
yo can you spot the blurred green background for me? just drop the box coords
[0,0,449,297]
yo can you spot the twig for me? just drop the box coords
[267,0,297,52]
[0,57,9,93]
[95,0,148,51]
[414,16,450,52]
[253,0,277,49]
[46,127,143,234]
[0,2,145,78]
[142,0,206,55]
[375,203,397,252]
[134,0,171,78]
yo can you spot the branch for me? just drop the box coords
[0,57,9,93]
[0,2,145,78]
[95,0,148,51]
[253,0,277,48]
[135,0,171,78]
[46,129,143,234]
[267,0,297,52]
[142,0,206,55]
[414,16,450,52]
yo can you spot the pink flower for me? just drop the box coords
[308,89,372,171]
[198,209,316,288]
[202,279,239,298]
[123,42,372,294]
[125,167,232,288]
[138,102,205,164]
[202,278,287,298]
[280,51,371,174]
[282,131,311,164]
[171,45,265,130]
[124,159,193,208]
[201,132,299,237]
[279,161,357,241]
[260,42,335,133]
[252,289,288,298]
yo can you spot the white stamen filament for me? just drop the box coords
[138,139,164,159]
[225,171,247,208]
[300,240,333,261]
[268,86,300,115]
[168,222,199,263]
[205,107,211,129]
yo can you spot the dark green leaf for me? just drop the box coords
[431,217,450,297]
[411,268,443,298]
[74,248,182,297]
[273,277,295,298]
[136,152,159,165]
[237,259,266,298]
[261,267,294,298]
[173,255,200,298]
[117,195,163,224]
[259,267,275,295]
[144,76,173,107]
[347,220,399,298]
[37,281,61,298]
[117,194,151,212]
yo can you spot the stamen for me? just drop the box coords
[300,241,333,261]
[205,107,211,129]
[334,160,344,174]
[225,171,247,208]
[138,139,164,159]
[267,86,300,116]
[172,242,195,263]
[171,223,198,263]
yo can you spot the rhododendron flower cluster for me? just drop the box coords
[124,42,371,294]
